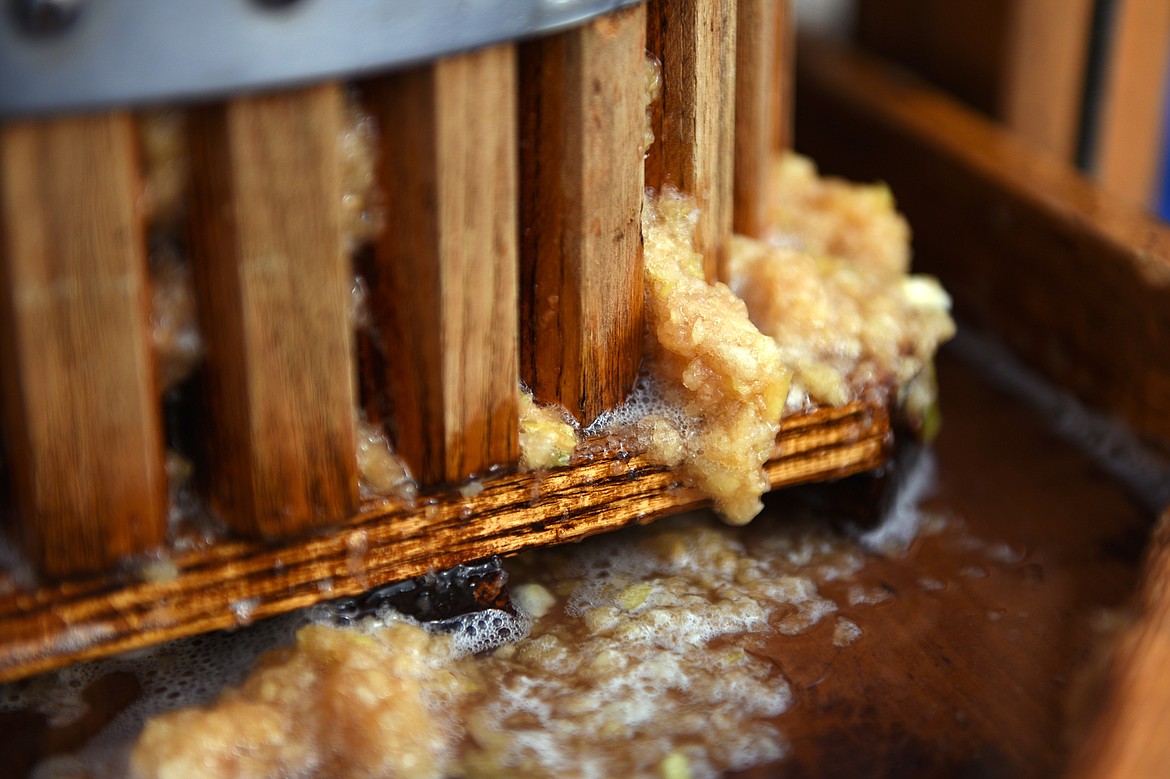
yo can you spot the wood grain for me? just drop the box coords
[646,0,737,281]
[794,35,1170,452]
[1070,506,1170,779]
[1091,0,1170,208]
[0,401,889,683]
[519,5,647,425]
[0,114,166,577]
[365,45,520,484]
[733,0,779,238]
[186,84,358,538]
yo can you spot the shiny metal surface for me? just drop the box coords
[0,0,643,117]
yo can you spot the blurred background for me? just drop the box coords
[795,0,1170,220]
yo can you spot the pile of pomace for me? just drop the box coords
[122,509,898,779]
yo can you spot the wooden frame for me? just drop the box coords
[0,402,888,683]
[795,35,1170,453]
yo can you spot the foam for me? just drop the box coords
[585,373,694,441]
[25,605,518,778]
[454,514,883,777]
[918,576,946,592]
[985,542,1026,565]
[228,597,260,627]
[442,608,532,656]
[847,583,894,606]
[832,617,863,647]
[16,504,951,779]
[21,612,305,778]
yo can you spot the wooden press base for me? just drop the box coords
[0,400,891,684]
[0,348,1154,777]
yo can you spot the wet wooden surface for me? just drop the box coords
[1070,505,1170,779]
[733,349,1152,778]
[1,349,1155,777]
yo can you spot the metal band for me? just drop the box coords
[0,0,644,117]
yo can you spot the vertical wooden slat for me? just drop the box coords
[0,114,166,576]
[1092,0,1170,208]
[771,0,795,153]
[519,5,647,425]
[734,0,780,237]
[646,0,737,281]
[365,45,520,485]
[999,0,1093,162]
[187,84,359,538]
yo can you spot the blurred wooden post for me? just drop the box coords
[734,0,780,238]
[772,0,794,153]
[519,5,647,425]
[646,0,737,281]
[0,114,167,576]
[366,45,520,485]
[1091,0,1170,208]
[1000,0,1094,162]
[187,84,360,538]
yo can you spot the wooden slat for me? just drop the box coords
[1000,0,1093,161]
[0,402,890,683]
[1091,0,1170,208]
[1070,506,1170,779]
[646,0,737,281]
[733,0,780,237]
[770,0,794,152]
[519,5,647,425]
[794,35,1170,451]
[0,114,166,577]
[186,84,358,538]
[364,45,520,485]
